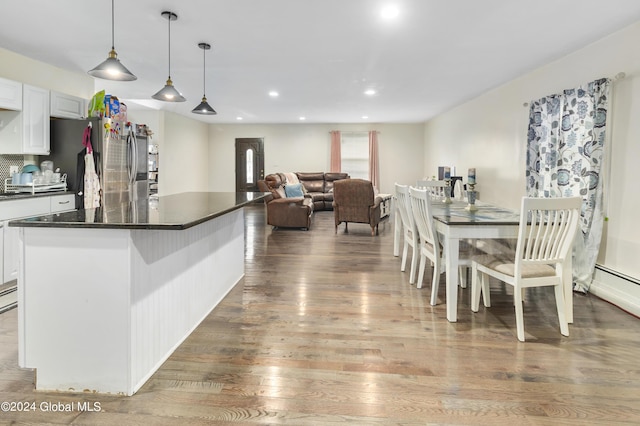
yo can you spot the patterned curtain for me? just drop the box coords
[368,131,380,191]
[329,131,341,172]
[526,78,610,292]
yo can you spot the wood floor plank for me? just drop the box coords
[0,205,638,424]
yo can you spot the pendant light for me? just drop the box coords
[88,0,137,81]
[192,43,217,115]
[152,11,186,102]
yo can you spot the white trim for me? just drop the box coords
[590,266,640,317]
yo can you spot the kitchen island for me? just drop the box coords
[9,192,266,395]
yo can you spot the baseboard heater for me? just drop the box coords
[595,264,640,286]
[592,264,640,318]
[0,286,17,314]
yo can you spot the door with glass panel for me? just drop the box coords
[235,138,264,192]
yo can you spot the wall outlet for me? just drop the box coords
[9,166,20,175]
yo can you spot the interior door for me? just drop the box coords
[235,138,264,192]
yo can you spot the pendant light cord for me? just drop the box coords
[110,0,115,49]
[202,48,206,96]
[167,14,172,79]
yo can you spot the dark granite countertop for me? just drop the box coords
[9,192,267,230]
[0,191,72,201]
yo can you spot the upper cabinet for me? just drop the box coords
[0,84,50,155]
[22,85,50,155]
[0,77,23,110]
[50,91,86,119]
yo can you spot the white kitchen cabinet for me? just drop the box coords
[0,84,50,155]
[50,91,86,119]
[0,224,4,283]
[3,222,19,283]
[1,195,70,284]
[22,84,50,155]
[0,77,22,110]
[50,193,75,213]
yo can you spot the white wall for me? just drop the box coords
[207,123,424,194]
[0,47,94,99]
[423,21,640,282]
[160,112,209,196]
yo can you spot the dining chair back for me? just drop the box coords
[471,196,582,341]
[416,180,447,200]
[409,186,444,304]
[395,183,419,283]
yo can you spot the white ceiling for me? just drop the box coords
[2,0,640,124]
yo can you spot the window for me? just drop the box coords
[341,132,369,179]
[245,148,254,184]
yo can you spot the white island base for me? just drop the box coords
[17,208,245,395]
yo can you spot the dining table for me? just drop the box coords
[402,199,575,325]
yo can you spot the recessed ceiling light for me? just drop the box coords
[268,91,279,97]
[364,89,376,96]
[380,4,399,20]
[299,116,306,121]
[236,116,243,120]
[362,115,369,119]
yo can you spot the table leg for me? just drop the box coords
[445,237,460,322]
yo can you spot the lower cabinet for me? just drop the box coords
[1,194,75,284]
[0,224,4,283]
[3,223,19,283]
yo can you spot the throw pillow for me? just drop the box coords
[275,186,286,199]
[284,183,304,198]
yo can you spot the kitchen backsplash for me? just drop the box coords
[0,155,25,192]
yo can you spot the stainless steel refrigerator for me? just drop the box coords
[48,117,149,209]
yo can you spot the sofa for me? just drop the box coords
[257,172,350,230]
[295,172,350,211]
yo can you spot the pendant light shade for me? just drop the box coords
[192,43,217,115]
[152,11,186,102]
[88,0,136,81]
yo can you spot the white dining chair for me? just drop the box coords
[409,187,442,304]
[416,180,448,200]
[395,183,419,283]
[409,186,478,305]
[471,196,582,341]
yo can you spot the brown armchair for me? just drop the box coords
[257,175,313,230]
[332,178,382,236]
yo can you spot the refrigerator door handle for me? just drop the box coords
[126,132,132,184]
[126,129,137,186]
[131,131,138,183]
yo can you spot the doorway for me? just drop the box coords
[235,138,264,192]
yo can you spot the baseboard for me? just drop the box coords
[590,265,640,317]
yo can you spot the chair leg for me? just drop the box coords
[344,222,349,233]
[554,283,569,337]
[401,240,409,272]
[481,273,491,307]
[416,253,427,290]
[471,263,481,312]
[430,261,441,306]
[514,286,526,341]
[459,266,467,288]
[408,246,418,284]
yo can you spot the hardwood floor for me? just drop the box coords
[1,204,639,424]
